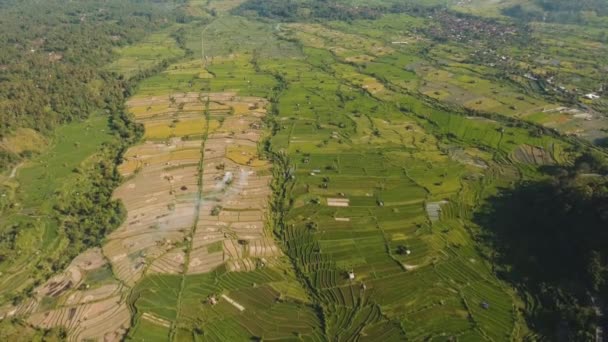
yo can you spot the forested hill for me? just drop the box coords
[232,0,446,22]
[476,152,608,340]
[503,0,608,23]
[536,0,608,14]
[0,0,188,170]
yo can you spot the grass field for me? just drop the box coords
[0,115,113,297]
[107,29,186,78]
[257,50,537,339]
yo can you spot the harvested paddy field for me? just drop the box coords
[0,61,292,339]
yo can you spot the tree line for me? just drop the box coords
[232,0,408,22]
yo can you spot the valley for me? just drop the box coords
[0,0,607,341]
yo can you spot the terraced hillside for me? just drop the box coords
[1,0,607,341]
[1,45,313,341]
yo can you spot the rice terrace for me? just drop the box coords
[1,0,608,341]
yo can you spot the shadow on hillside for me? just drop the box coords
[595,137,608,148]
[473,181,597,339]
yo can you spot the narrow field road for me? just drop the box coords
[9,163,22,178]
[169,95,210,341]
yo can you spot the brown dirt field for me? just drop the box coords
[64,284,122,306]
[27,295,130,342]
[30,248,108,301]
[148,249,186,275]
[185,95,278,274]
[511,144,555,165]
[113,92,276,280]
[345,54,375,64]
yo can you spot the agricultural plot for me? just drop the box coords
[254,15,588,340]
[0,90,205,338]
[1,248,130,342]
[129,266,323,341]
[189,92,280,274]
[281,16,608,144]
[106,30,185,78]
[2,42,297,339]
[105,91,210,287]
[0,115,113,300]
[201,16,301,59]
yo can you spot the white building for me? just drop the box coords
[584,93,600,100]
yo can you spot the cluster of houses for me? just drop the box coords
[423,10,519,45]
[522,71,602,102]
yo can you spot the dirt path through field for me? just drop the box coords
[5,30,278,341]
[9,162,22,178]
[170,95,209,340]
